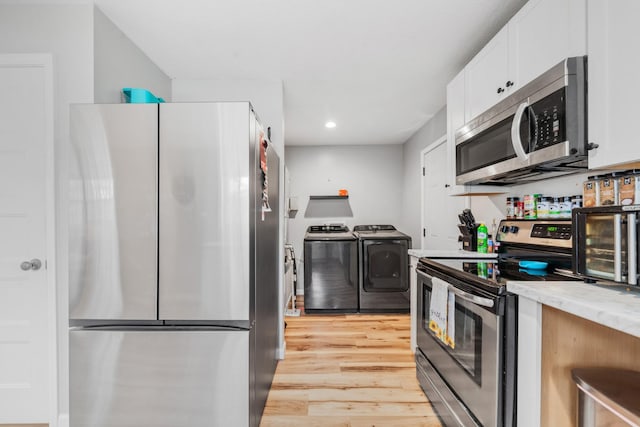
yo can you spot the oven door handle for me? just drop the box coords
[449,286,495,308]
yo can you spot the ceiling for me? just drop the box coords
[94,0,526,146]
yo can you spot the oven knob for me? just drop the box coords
[500,225,509,233]
[509,225,519,234]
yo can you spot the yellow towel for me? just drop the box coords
[429,277,456,349]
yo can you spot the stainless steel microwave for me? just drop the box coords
[573,206,639,285]
[455,56,588,185]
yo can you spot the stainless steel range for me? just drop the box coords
[415,219,580,427]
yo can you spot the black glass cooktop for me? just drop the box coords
[419,258,581,294]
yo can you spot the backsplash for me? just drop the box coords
[470,171,594,226]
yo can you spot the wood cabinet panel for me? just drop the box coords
[540,305,640,426]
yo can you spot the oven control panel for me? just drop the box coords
[497,219,572,249]
[530,223,572,239]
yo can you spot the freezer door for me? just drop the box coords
[70,328,250,427]
[69,104,158,320]
[159,103,252,321]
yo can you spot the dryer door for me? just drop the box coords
[362,240,409,292]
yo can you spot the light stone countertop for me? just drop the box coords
[507,281,640,339]
[408,249,498,259]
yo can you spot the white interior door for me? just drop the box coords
[0,55,54,423]
[422,136,467,250]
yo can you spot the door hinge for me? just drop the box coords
[423,228,426,237]
[422,167,425,176]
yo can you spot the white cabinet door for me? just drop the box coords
[465,26,510,121]
[446,70,468,195]
[588,0,640,169]
[509,0,586,91]
[422,137,465,251]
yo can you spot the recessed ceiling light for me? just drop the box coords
[325,121,336,129]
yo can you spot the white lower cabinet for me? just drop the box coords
[587,0,640,169]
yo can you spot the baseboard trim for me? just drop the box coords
[58,413,69,427]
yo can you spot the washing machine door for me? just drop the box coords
[362,239,409,292]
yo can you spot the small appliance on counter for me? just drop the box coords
[573,205,640,286]
[457,208,478,251]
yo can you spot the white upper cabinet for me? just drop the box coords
[508,0,586,92]
[465,27,510,121]
[464,0,586,123]
[587,0,640,169]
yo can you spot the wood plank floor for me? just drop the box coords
[260,300,442,427]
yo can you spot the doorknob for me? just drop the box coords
[20,259,42,271]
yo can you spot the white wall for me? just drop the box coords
[285,144,404,293]
[400,106,447,246]
[0,3,94,425]
[470,171,595,231]
[94,6,171,103]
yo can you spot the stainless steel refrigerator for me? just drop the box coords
[68,102,280,427]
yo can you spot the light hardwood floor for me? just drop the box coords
[260,300,442,427]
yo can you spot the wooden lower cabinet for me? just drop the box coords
[540,306,640,426]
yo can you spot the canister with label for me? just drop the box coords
[583,176,600,207]
[599,174,617,205]
[618,170,640,206]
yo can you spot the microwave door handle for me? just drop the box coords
[614,214,623,282]
[510,102,530,162]
[448,286,495,308]
[628,213,637,285]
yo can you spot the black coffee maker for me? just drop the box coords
[457,209,478,251]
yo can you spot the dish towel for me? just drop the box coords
[429,277,456,349]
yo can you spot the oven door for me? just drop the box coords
[416,268,503,427]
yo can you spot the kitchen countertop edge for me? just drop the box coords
[507,281,640,339]
[409,249,498,259]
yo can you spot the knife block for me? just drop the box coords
[459,224,479,252]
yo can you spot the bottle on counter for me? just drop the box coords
[537,196,550,219]
[524,194,538,219]
[477,223,488,253]
[487,234,494,253]
[560,196,573,218]
[506,197,519,219]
